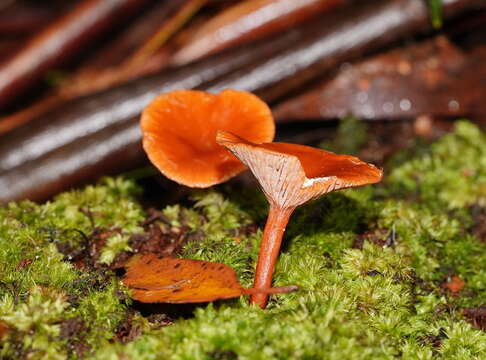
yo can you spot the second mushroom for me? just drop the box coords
[216,131,383,308]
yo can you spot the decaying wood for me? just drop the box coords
[0,0,205,133]
[171,0,347,66]
[0,0,339,133]
[0,119,145,203]
[273,36,486,122]
[0,31,299,203]
[207,0,482,102]
[68,0,207,96]
[78,1,188,70]
[0,2,58,35]
[0,0,151,110]
[0,0,480,203]
[0,27,300,174]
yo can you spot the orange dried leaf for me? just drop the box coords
[123,254,298,303]
[443,275,465,294]
[0,321,9,340]
[123,254,245,303]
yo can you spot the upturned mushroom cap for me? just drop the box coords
[216,130,383,208]
[141,89,275,187]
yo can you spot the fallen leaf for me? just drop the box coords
[443,275,465,294]
[123,254,298,303]
[0,321,9,340]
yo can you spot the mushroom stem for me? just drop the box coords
[251,204,295,308]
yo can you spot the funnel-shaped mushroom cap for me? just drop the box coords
[217,131,383,208]
[141,90,275,187]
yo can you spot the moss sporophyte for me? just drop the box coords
[140,89,382,308]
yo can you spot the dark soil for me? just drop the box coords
[113,312,142,344]
[146,313,173,328]
[60,317,91,358]
[207,349,238,360]
[112,208,206,269]
[471,205,486,243]
[464,306,486,331]
[56,207,202,272]
[418,328,448,351]
[56,228,122,270]
[352,229,396,250]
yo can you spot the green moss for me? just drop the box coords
[0,287,69,359]
[1,122,486,359]
[387,121,486,209]
[320,115,368,155]
[428,0,443,29]
[440,322,486,359]
[99,234,132,265]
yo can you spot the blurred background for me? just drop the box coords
[0,0,484,204]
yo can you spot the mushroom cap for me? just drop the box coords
[259,141,383,187]
[216,130,383,208]
[141,89,275,187]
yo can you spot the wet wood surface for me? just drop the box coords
[274,36,486,122]
[0,0,482,203]
[0,0,151,110]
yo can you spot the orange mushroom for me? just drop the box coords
[140,89,275,187]
[216,130,383,308]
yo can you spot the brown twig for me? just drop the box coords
[128,0,207,66]
[0,95,62,134]
[171,0,347,66]
[67,0,207,96]
[0,0,151,110]
[0,2,57,35]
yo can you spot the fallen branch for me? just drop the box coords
[0,0,198,133]
[0,0,345,133]
[0,24,301,174]
[171,0,347,65]
[0,0,480,203]
[0,0,151,110]
[273,36,486,122]
[0,2,58,35]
